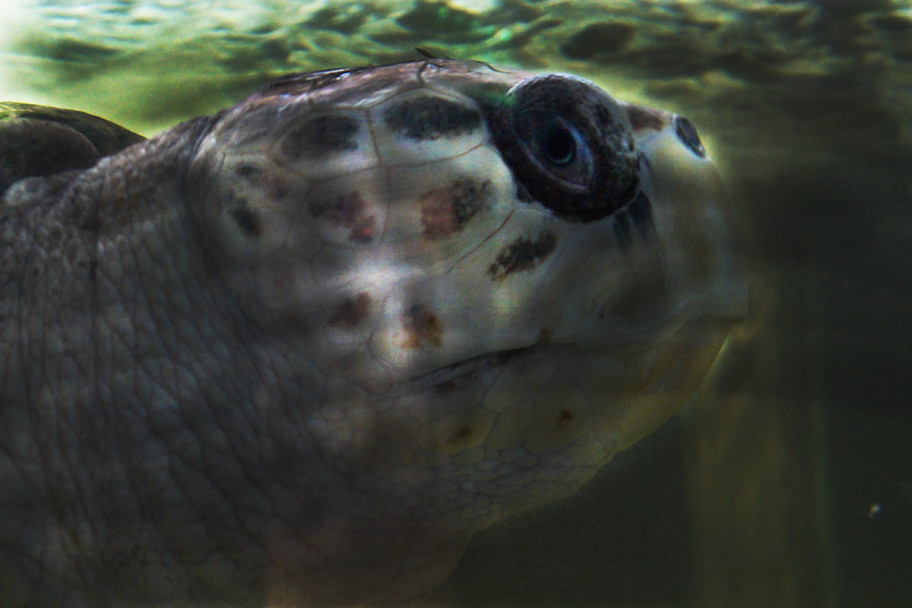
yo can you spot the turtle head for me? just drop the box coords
[185,60,746,523]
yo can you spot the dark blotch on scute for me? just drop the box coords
[673,116,706,158]
[383,97,481,140]
[282,115,360,160]
[330,292,372,328]
[401,304,442,348]
[233,164,287,200]
[228,196,262,238]
[309,191,376,243]
[488,232,557,281]
[420,178,490,240]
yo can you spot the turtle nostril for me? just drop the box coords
[673,116,706,158]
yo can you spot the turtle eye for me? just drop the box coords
[486,74,639,221]
[541,119,576,165]
[518,110,594,186]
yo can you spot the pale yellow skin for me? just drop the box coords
[0,60,745,607]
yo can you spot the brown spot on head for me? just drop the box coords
[309,191,377,243]
[329,292,371,328]
[488,232,557,281]
[348,216,377,243]
[420,178,490,240]
[401,304,442,348]
[626,106,665,132]
[558,410,574,428]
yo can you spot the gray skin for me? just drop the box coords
[0,60,743,608]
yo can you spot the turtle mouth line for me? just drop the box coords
[410,344,543,387]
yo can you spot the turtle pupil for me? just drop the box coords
[542,125,575,165]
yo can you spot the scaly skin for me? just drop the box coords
[0,60,745,607]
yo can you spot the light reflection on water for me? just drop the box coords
[2,1,911,606]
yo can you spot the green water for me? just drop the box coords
[2,1,911,606]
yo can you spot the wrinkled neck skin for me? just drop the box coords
[0,121,471,607]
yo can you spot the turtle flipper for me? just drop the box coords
[0,102,145,196]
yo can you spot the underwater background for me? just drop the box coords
[2,1,911,606]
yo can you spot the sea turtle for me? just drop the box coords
[0,59,746,607]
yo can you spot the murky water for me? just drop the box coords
[2,1,911,606]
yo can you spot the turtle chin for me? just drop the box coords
[403,310,737,458]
